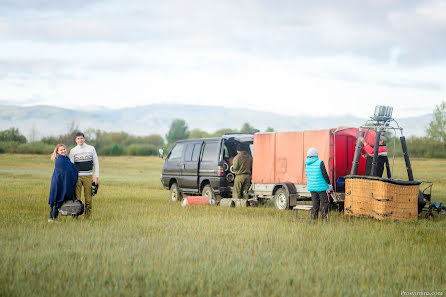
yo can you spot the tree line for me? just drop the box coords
[384,101,446,158]
[165,119,273,144]
[1,101,444,157]
[0,121,273,156]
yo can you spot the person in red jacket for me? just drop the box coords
[359,136,391,178]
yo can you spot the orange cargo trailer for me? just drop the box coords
[250,127,377,209]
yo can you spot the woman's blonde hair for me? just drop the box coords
[51,144,66,161]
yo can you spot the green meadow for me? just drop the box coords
[0,154,445,297]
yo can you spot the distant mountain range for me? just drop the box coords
[0,104,432,141]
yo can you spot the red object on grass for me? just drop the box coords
[181,196,210,206]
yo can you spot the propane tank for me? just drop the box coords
[400,136,414,181]
[181,196,210,206]
[371,130,382,177]
[350,131,365,175]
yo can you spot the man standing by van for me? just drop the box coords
[69,132,99,219]
[305,148,331,220]
[232,143,252,199]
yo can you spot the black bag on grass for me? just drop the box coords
[59,199,84,216]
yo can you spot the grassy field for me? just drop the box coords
[0,154,445,297]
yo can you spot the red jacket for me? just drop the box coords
[362,143,388,158]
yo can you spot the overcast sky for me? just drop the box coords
[1,0,445,118]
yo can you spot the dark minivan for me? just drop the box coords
[159,134,253,203]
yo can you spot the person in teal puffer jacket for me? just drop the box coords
[305,148,332,220]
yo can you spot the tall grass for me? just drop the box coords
[0,154,445,297]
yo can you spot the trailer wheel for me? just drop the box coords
[170,183,183,202]
[274,188,289,210]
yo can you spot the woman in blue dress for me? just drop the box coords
[48,144,78,222]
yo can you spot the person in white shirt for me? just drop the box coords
[69,132,99,219]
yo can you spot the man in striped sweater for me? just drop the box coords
[69,132,99,219]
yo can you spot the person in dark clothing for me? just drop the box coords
[232,143,252,199]
[305,148,332,220]
[48,144,78,222]
[359,136,391,178]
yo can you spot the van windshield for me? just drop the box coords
[168,143,185,159]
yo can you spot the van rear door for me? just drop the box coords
[179,141,203,191]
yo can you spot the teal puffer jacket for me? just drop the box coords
[305,157,328,192]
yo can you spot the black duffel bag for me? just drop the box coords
[59,198,84,216]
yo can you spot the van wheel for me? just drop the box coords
[202,184,216,204]
[274,188,289,210]
[170,183,183,201]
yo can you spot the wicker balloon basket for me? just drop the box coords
[344,176,421,221]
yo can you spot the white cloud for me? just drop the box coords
[414,0,446,27]
[0,0,445,118]
[2,48,443,118]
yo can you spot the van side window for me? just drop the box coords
[202,142,218,162]
[192,143,201,161]
[184,143,194,161]
[168,143,185,159]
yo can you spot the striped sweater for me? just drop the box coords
[69,143,99,178]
